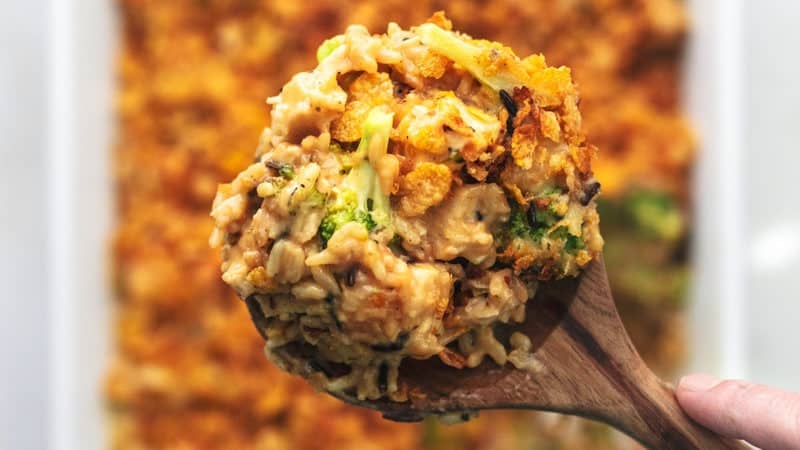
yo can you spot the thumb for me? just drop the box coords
[676,374,800,450]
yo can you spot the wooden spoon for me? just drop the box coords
[261,256,748,449]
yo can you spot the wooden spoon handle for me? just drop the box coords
[592,366,749,450]
[556,309,748,449]
[533,260,749,449]
[551,338,749,449]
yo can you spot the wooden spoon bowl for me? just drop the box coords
[263,256,747,450]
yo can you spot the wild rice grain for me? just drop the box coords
[499,89,518,135]
[580,179,601,206]
[377,362,389,393]
[345,267,357,287]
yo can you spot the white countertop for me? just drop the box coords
[743,0,800,388]
[0,2,48,450]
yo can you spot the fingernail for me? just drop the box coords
[679,374,721,392]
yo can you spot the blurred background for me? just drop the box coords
[1,0,799,449]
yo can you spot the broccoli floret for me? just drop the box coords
[316,35,344,63]
[279,165,294,179]
[503,198,562,240]
[533,207,559,229]
[506,203,535,240]
[549,226,585,253]
[352,108,393,161]
[416,23,526,92]
[500,193,583,249]
[539,185,564,196]
[500,203,545,243]
[626,190,684,241]
[319,108,394,245]
[318,190,376,245]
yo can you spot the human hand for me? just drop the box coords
[676,374,800,450]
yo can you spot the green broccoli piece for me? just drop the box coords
[549,226,585,253]
[500,197,571,245]
[319,108,394,246]
[501,203,545,242]
[565,235,585,253]
[512,199,560,235]
[318,190,376,245]
[534,207,559,229]
[278,165,295,179]
[539,185,564,196]
[626,190,684,241]
[416,23,525,92]
[506,203,535,240]
[352,108,393,161]
[316,35,344,63]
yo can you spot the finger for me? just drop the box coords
[676,374,800,450]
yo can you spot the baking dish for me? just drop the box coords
[46,1,758,449]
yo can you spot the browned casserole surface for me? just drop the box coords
[108,1,692,448]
